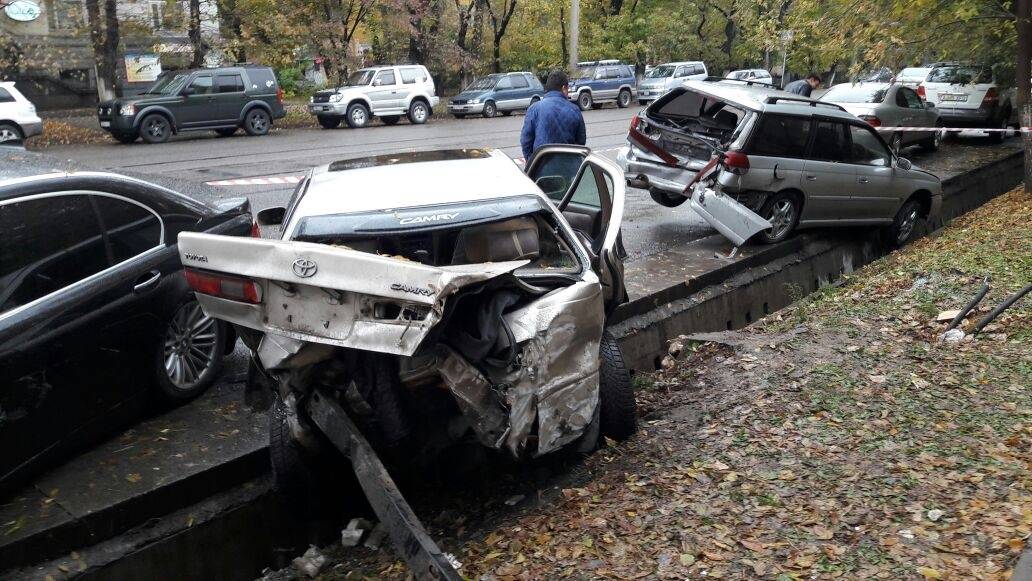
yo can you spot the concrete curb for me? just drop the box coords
[1014,541,1032,581]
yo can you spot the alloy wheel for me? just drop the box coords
[250,113,267,133]
[145,117,169,140]
[412,103,428,123]
[765,199,796,240]
[0,125,19,143]
[896,207,919,244]
[163,301,219,390]
[351,107,367,126]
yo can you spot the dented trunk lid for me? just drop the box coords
[178,232,528,356]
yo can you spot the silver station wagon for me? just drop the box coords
[618,79,943,246]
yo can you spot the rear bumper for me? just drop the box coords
[935,106,996,126]
[20,119,43,138]
[617,144,696,194]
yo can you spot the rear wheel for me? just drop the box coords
[346,103,370,128]
[408,100,430,125]
[920,123,943,152]
[577,91,593,111]
[990,112,1009,143]
[244,108,271,136]
[381,115,401,125]
[598,331,636,441]
[482,100,498,118]
[889,199,922,246]
[756,191,801,244]
[154,298,225,403]
[139,114,171,144]
[215,127,237,137]
[617,88,632,108]
[317,115,341,129]
[530,96,541,106]
[0,123,23,143]
[649,188,688,208]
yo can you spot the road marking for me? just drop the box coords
[206,175,304,186]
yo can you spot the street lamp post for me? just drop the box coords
[569,0,579,71]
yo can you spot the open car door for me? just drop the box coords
[525,145,627,313]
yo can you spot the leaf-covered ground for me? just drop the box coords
[303,187,1030,581]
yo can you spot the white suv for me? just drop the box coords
[309,65,439,129]
[0,82,43,143]
[921,63,1012,142]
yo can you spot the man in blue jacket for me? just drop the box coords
[520,70,587,161]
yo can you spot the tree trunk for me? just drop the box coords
[1017,0,1032,192]
[559,3,568,67]
[85,0,119,100]
[188,0,205,68]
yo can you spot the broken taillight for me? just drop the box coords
[628,114,680,167]
[860,115,882,127]
[916,85,926,99]
[184,268,262,304]
[723,151,750,175]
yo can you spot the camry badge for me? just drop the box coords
[292,258,318,278]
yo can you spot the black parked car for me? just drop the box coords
[97,65,286,144]
[0,150,253,492]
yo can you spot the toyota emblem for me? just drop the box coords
[292,258,317,278]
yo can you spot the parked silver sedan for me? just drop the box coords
[820,82,943,153]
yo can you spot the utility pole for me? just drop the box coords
[569,0,579,71]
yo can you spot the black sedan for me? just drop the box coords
[0,150,252,492]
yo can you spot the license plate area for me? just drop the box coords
[939,93,967,102]
[264,283,358,341]
[99,121,111,128]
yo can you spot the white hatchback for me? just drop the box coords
[0,82,43,142]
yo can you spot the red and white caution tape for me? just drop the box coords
[206,174,304,186]
[873,126,1029,133]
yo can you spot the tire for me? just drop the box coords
[577,91,593,111]
[153,298,226,403]
[407,100,430,125]
[920,123,943,152]
[112,131,138,144]
[317,115,341,129]
[381,115,401,125]
[530,96,541,106]
[649,188,688,208]
[617,88,632,108]
[889,198,922,246]
[346,102,370,128]
[482,100,498,118]
[990,112,1009,144]
[215,127,237,137]
[244,108,271,136]
[598,331,636,441]
[0,123,23,143]
[139,113,171,144]
[755,191,801,244]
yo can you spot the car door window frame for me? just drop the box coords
[216,73,244,94]
[188,74,213,95]
[902,88,924,109]
[374,70,396,87]
[495,76,513,90]
[510,74,529,89]
[0,191,165,320]
[845,123,893,167]
[808,118,851,162]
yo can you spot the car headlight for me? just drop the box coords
[329,93,343,103]
[470,98,480,104]
[309,96,314,103]
[119,103,135,116]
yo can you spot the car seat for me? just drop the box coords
[452,216,541,264]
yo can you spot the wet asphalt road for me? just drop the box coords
[44,106,1022,264]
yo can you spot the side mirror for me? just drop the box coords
[256,206,287,227]
[896,157,913,171]
[180,87,195,96]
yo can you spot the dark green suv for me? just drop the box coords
[97,65,286,144]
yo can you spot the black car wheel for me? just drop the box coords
[530,96,541,106]
[889,199,922,246]
[381,115,401,125]
[0,123,22,143]
[482,101,498,118]
[154,298,226,403]
[244,108,271,136]
[756,191,801,244]
[112,131,138,144]
[577,91,593,111]
[920,123,943,152]
[317,115,341,129]
[408,101,430,125]
[346,103,370,128]
[215,128,237,137]
[598,331,636,441]
[617,88,632,108]
[140,114,171,144]
[649,188,688,208]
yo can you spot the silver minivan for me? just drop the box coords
[637,61,708,105]
[617,80,942,246]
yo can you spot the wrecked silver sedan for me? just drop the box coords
[178,148,635,500]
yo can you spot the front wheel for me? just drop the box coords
[244,108,271,136]
[577,91,593,111]
[617,88,632,108]
[139,114,171,144]
[408,100,430,125]
[346,103,370,128]
[920,124,943,152]
[756,192,801,244]
[317,115,341,129]
[482,100,497,118]
[598,331,636,441]
[154,298,226,403]
[889,199,922,246]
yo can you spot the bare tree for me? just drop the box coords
[305,0,375,84]
[484,0,517,73]
[455,0,479,84]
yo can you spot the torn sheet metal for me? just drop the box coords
[436,279,604,457]
[178,232,529,356]
[689,183,772,246]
